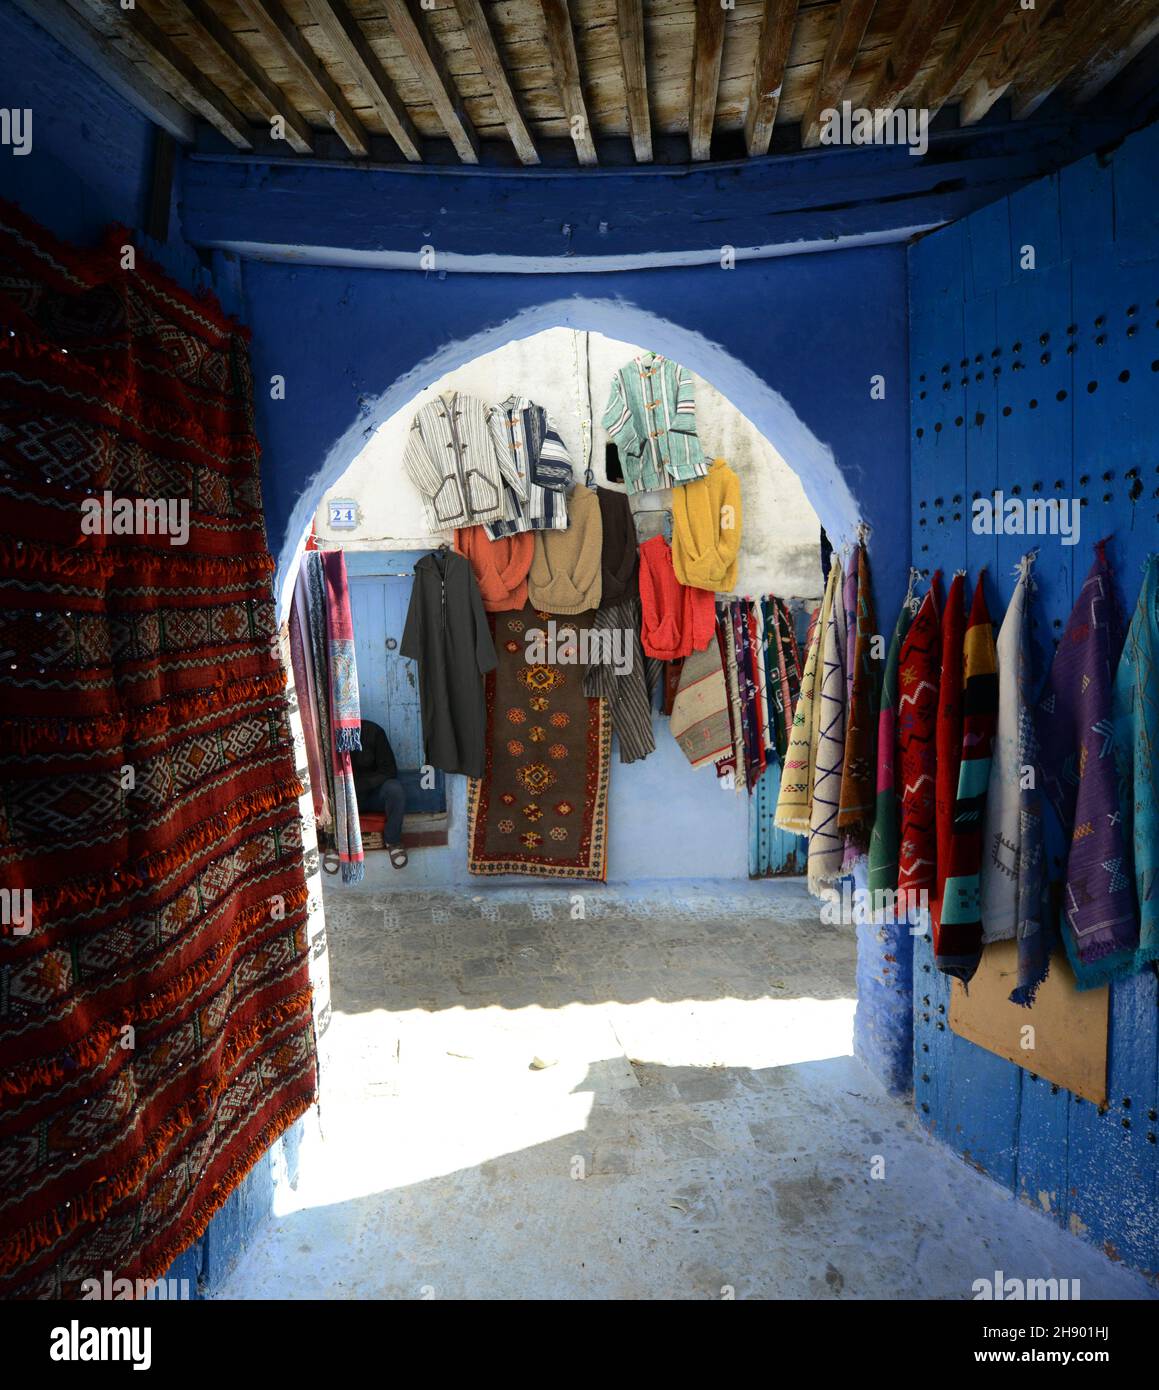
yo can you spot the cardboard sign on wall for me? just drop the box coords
[949,942,1109,1105]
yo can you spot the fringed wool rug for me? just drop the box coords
[468,604,611,881]
[0,201,316,1298]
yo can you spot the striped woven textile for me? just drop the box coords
[867,594,915,896]
[936,574,998,983]
[932,573,965,936]
[774,575,832,834]
[0,202,316,1298]
[669,638,731,769]
[581,596,655,764]
[838,543,881,854]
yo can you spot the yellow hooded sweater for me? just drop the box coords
[671,457,742,592]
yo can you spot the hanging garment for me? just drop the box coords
[454,526,534,612]
[595,486,639,608]
[1111,553,1159,981]
[289,560,331,829]
[467,603,611,881]
[528,483,603,614]
[933,573,966,930]
[671,457,742,592]
[582,595,655,764]
[0,200,315,1299]
[980,555,1049,1004]
[715,616,745,787]
[936,574,998,984]
[732,600,765,789]
[486,395,572,538]
[1039,542,1135,988]
[867,593,915,897]
[670,639,732,768]
[774,581,830,835]
[838,544,881,854]
[602,352,708,492]
[808,557,847,893]
[896,573,942,898]
[750,601,774,757]
[764,597,801,758]
[403,391,518,530]
[315,551,365,883]
[638,534,715,660]
[401,549,497,778]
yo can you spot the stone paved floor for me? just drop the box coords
[214,880,1157,1301]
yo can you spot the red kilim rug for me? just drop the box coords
[0,201,316,1298]
[468,605,611,881]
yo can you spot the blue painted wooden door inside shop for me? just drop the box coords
[345,550,446,814]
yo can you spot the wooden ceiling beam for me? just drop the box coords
[865,0,956,112]
[181,0,314,154]
[958,0,1060,125]
[11,0,197,144]
[1065,2,1159,106]
[539,0,598,166]
[800,0,878,148]
[384,0,478,163]
[231,0,369,156]
[1008,0,1108,120]
[915,0,1011,122]
[616,0,652,164]
[303,0,421,161]
[452,0,538,164]
[689,0,726,162]
[70,0,253,149]
[744,0,799,157]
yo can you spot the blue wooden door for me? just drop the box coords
[346,550,446,814]
[748,761,806,876]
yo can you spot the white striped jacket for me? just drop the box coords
[486,395,573,538]
[403,391,522,530]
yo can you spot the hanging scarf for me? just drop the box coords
[897,572,942,898]
[289,560,331,829]
[936,574,997,983]
[933,573,966,930]
[772,598,801,757]
[775,575,833,835]
[717,608,747,790]
[808,557,847,893]
[731,601,761,787]
[307,551,364,884]
[1111,553,1159,980]
[1038,541,1134,988]
[750,601,773,757]
[867,585,915,896]
[981,554,1049,1004]
[838,543,880,855]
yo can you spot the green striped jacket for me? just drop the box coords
[602,353,707,492]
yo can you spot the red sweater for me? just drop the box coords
[638,535,715,661]
[454,527,534,612]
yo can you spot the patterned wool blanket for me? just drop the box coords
[1038,542,1135,988]
[838,543,880,858]
[897,573,942,897]
[0,202,316,1298]
[775,567,834,835]
[936,574,998,983]
[808,557,847,894]
[1112,553,1159,981]
[867,590,915,896]
[468,604,611,880]
[933,574,965,933]
[981,555,1048,1004]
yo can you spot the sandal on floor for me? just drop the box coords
[388,844,409,869]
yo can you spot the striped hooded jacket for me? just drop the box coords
[602,352,708,492]
[486,395,573,538]
[404,391,522,530]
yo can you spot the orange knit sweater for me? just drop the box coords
[638,535,716,661]
[454,527,534,612]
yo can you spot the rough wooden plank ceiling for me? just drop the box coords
[54,0,1159,164]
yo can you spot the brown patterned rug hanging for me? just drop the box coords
[467,604,611,881]
[0,202,316,1298]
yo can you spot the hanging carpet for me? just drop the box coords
[467,603,611,880]
[0,202,315,1298]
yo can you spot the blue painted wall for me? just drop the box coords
[908,119,1159,1276]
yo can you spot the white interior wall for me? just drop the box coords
[314,327,822,601]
